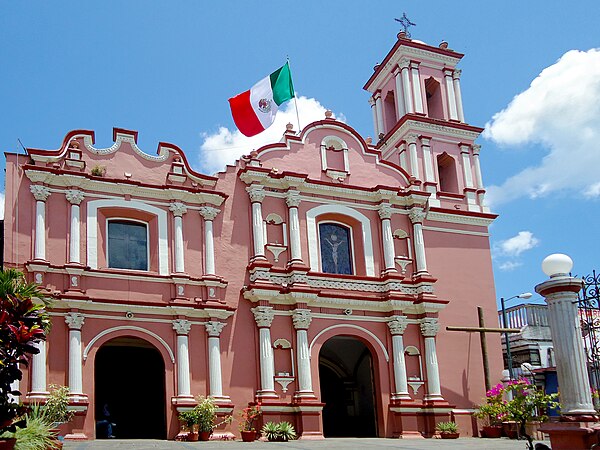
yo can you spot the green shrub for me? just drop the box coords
[43,385,73,424]
[436,421,458,433]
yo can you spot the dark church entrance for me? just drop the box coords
[319,336,377,437]
[95,336,166,439]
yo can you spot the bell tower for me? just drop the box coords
[364,31,488,213]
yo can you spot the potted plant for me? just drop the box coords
[12,405,59,450]
[474,383,507,438]
[261,422,279,442]
[90,165,106,177]
[43,385,74,442]
[178,410,198,442]
[238,403,261,442]
[194,396,232,441]
[261,421,297,442]
[436,421,460,439]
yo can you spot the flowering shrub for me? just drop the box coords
[238,403,261,432]
[474,382,507,426]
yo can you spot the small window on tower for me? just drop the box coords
[383,91,397,132]
[437,152,459,193]
[425,77,444,120]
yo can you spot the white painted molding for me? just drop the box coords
[308,323,389,362]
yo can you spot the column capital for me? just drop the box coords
[65,190,84,205]
[251,306,275,328]
[405,134,418,145]
[453,69,462,80]
[472,144,481,156]
[169,202,188,217]
[292,309,312,330]
[378,203,393,220]
[199,206,220,221]
[247,185,266,203]
[443,67,454,76]
[410,61,420,69]
[65,312,85,330]
[419,136,431,146]
[387,315,409,335]
[204,320,227,337]
[399,58,410,69]
[285,190,301,208]
[31,185,51,202]
[368,97,376,107]
[172,319,192,335]
[420,318,439,337]
[459,143,471,153]
[409,207,427,224]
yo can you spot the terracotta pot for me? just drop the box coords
[187,431,199,442]
[0,439,16,450]
[198,431,212,441]
[440,432,460,439]
[241,430,257,442]
[481,425,503,438]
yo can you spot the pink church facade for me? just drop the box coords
[3,33,503,440]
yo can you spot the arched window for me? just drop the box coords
[384,91,397,132]
[319,223,353,275]
[425,77,444,120]
[107,219,148,270]
[437,152,459,193]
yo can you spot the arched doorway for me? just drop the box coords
[95,336,166,439]
[319,336,377,437]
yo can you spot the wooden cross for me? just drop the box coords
[446,306,520,392]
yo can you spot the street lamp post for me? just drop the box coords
[500,292,533,380]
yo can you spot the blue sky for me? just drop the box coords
[2,1,599,309]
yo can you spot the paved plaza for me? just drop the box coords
[63,438,549,450]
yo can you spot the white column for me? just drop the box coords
[400,59,414,114]
[420,137,435,183]
[65,312,86,401]
[251,306,277,397]
[66,190,84,264]
[398,142,408,171]
[286,191,303,264]
[378,203,396,273]
[453,69,465,122]
[471,144,484,189]
[410,62,424,114]
[247,185,267,260]
[393,66,406,118]
[169,203,187,273]
[420,318,443,400]
[199,206,220,275]
[406,134,420,180]
[369,97,379,137]
[536,271,595,415]
[444,69,458,120]
[204,321,228,400]
[387,316,410,399]
[375,92,385,136]
[409,208,428,274]
[31,185,50,261]
[460,144,474,188]
[172,319,193,399]
[292,309,315,397]
[29,340,48,398]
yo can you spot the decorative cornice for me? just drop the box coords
[169,202,187,217]
[426,210,495,227]
[387,315,409,335]
[30,185,51,202]
[378,203,393,220]
[292,309,312,330]
[247,185,266,203]
[285,190,301,208]
[251,306,275,328]
[172,318,192,335]
[204,320,226,337]
[409,207,427,224]
[65,312,85,330]
[65,189,84,205]
[420,317,439,337]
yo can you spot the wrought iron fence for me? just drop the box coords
[577,270,600,396]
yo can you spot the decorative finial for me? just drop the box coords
[394,13,416,39]
[439,41,448,49]
[286,122,294,131]
[325,110,333,119]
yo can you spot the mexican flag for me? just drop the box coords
[228,63,295,137]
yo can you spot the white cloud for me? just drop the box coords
[198,96,344,174]
[498,231,540,257]
[498,261,523,271]
[484,48,600,206]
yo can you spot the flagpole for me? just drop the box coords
[287,56,301,134]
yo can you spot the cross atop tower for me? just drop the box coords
[394,13,416,38]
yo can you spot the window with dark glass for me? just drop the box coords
[319,223,353,275]
[108,220,148,270]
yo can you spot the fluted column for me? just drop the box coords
[410,62,424,114]
[453,69,465,122]
[66,190,84,264]
[374,92,385,136]
[169,203,188,273]
[247,185,267,260]
[286,191,303,264]
[420,137,435,183]
[251,306,277,397]
[31,185,51,261]
[393,66,406,118]
[409,208,428,274]
[172,319,193,399]
[460,144,474,188]
[536,273,595,415]
[378,203,396,273]
[204,321,228,400]
[387,316,410,399]
[444,69,458,120]
[406,134,420,180]
[292,309,314,397]
[199,206,220,275]
[472,144,484,189]
[400,58,414,114]
[65,312,86,401]
[398,142,408,172]
[369,97,379,137]
[28,340,48,399]
[420,318,443,400]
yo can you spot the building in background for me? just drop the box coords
[3,32,502,440]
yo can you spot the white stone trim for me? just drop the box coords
[83,325,175,363]
[87,199,169,275]
[309,324,389,362]
[306,204,375,276]
[426,210,495,227]
[422,225,489,237]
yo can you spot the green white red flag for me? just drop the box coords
[228,63,295,137]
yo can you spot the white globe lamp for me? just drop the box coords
[541,253,573,278]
